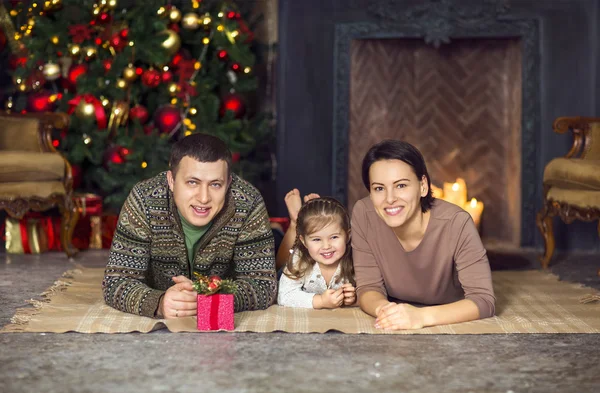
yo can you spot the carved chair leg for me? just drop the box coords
[536,207,555,269]
[59,199,79,258]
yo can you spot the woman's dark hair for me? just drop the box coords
[284,197,355,286]
[361,140,434,213]
[169,133,232,178]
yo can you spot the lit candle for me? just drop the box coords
[431,184,444,199]
[464,198,484,229]
[442,178,467,207]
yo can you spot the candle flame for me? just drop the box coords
[470,198,477,208]
[452,182,459,191]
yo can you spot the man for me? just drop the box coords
[102,133,277,318]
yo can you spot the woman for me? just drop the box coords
[352,140,495,330]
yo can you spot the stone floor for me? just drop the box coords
[1,248,599,393]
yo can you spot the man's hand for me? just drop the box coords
[341,283,356,306]
[157,276,197,319]
[374,302,425,330]
[314,288,344,309]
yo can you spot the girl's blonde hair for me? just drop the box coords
[284,197,355,285]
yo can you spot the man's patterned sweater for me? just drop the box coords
[102,172,277,318]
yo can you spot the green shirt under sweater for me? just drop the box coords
[178,212,211,263]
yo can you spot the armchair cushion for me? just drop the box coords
[0,181,66,199]
[0,152,65,182]
[543,158,600,191]
[0,117,45,152]
[546,187,600,208]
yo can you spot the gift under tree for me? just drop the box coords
[1,0,272,212]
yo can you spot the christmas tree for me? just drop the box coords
[0,0,273,210]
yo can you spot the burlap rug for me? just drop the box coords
[2,268,599,334]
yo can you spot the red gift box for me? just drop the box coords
[197,294,234,331]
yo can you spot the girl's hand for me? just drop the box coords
[315,288,344,309]
[341,283,356,306]
[284,189,303,224]
[374,302,425,330]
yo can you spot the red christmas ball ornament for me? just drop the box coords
[219,93,246,118]
[154,105,182,134]
[142,69,161,88]
[129,104,149,124]
[227,11,236,19]
[27,90,54,112]
[120,29,129,39]
[231,152,241,163]
[231,63,241,72]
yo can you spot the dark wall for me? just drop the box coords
[276,0,600,251]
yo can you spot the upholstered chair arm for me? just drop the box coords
[552,117,600,159]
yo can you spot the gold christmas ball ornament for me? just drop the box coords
[169,7,182,23]
[75,101,96,120]
[116,78,128,89]
[99,0,117,11]
[84,46,97,60]
[68,44,81,56]
[42,62,61,81]
[182,12,200,30]
[167,83,180,96]
[50,35,59,45]
[159,29,181,56]
[122,64,138,82]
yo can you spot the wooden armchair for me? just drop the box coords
[0,112,78,257]
[536,117,600,269]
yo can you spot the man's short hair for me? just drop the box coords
[169,133,233,177]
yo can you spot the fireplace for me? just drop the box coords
[331,1,540,246]
[348,37,522,245]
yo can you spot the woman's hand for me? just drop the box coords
[374,302,425,330]
[341,283,356,306]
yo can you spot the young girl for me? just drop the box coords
[277,189,356,309]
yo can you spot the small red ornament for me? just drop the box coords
[110,33,127,52]
[217,50,228,61]
[154,105,181,134]
[105,146,125,165]
[98,12,112,24]
[27,90,54,112]
[9,56,28,70]
[68,64,88,84]
[219,93,246,118]
[129,104,149,124]
[142,69,161,88]
[161,70,173,83]
[227,11,236,19]
[231,63,240,72]
[102,59,112,72]
[231,152,241,163]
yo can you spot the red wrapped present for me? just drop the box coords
[269,217,290,233]
[197,294,234,331]
[73,193,103,249]
[101,214,118,249]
